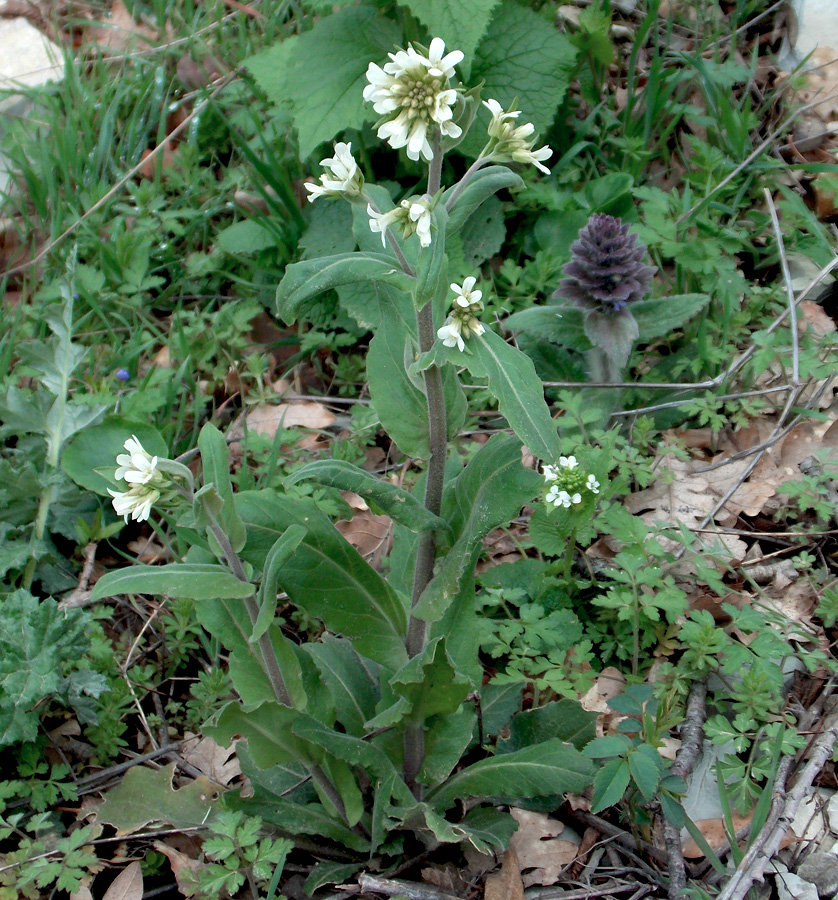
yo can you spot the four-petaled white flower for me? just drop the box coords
[407,199,433,248]
[364,38,463,161]
[451,276,482,309]
[304,142,364,203]
[559,455,578,470]
[367,203,407,247]
[587,474,600,494]
[436,277,486,351]
[482,98,552,174]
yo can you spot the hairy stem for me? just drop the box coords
[403,136,449,796]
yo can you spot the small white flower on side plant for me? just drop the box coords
[304,142,364,202]
[367,203,408,246]
[363,38,463,161]
[436,277,486,352]
[543,452,601,510]
[109,435,176,523]
[482,98,552,174]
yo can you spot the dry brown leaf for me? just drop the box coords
[682,813,797,858]
[153,840,204,893]
[334,510,391,563]
[484,847,526,900]
[800,300,836,337]
[102,861,143,900]
[70,888,95,900]
[508,808,578,887]
[94,0,157,52]
[241,400,336,437]
[580,666,626,714]
[181,734,241,786]
[624,455,748,561]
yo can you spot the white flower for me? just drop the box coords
[115,435,160,486]
[367,203,407,246]
[407,199,433,248]
[483,98,552,174]
[559,455,578,470]
[109,485,160,523]
[426,37,464,79]
[546,486,571,508]
[304,142,363,202]
[363,38,463,161]
[451,276,482,309]
[587,474,600,494]
[437,318,465,352]
[543,464,558,482]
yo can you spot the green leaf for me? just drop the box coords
[499,700,597,754]
[631,294,711,342]
[627,744,665,802]
[235,796,369,853]
[0,592,90,746]
[390,639,472,722]
[245,7,402,159]
[303,637,380,737]
[480,683,523,738]
[504,305,591,352]
[429,739,594,811]
[420,707,476,786]
[415,205,449,310]
[62,418,169,496]
[304,862,364,896]
[459,2,577,159]
[456,328,560,463]
[582,735,633,758]
[414,434,541,622]
[90,564,254,602]
[276,252,415,325]
[396,0,502,79]
[591,757,631,813]
[299,200,356,260]
[96,763,220,833]
[208,701,316,769]
[444,166,523,232]
[199,423,246,553]
[285,460,448,534]
[253,525,308,642]
[197,597,309,710]
[461,194,507,266]
[216,219,276,255]
[367,314,431,460]
[236,491,408,670]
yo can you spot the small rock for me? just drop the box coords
[774,863,819,900]
[0,18,64,95]
[779,0,838,72]
[798,851,838,898]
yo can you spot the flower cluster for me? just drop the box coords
[483,99,552,174]
[368,196,433,248]
[364,38,463,161]
[437,277,486,351]
[553,214,656,314]
[304,142,364,203]
[543,456,600,509]
[108,436,168,523]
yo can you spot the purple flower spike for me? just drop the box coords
[553,214,656,314]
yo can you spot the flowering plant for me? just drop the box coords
[91,37,597,862]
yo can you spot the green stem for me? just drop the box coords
[444,155,491,212]
[208,519,293,708]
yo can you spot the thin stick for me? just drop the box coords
[664,681,708,899]
[765,188,799,386]
[355,875,462,900]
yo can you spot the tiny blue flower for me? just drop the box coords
[115,368,131,382]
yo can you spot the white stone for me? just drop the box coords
[779,0,838,71]
[774,863,819,900]
[0,18,64,93]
